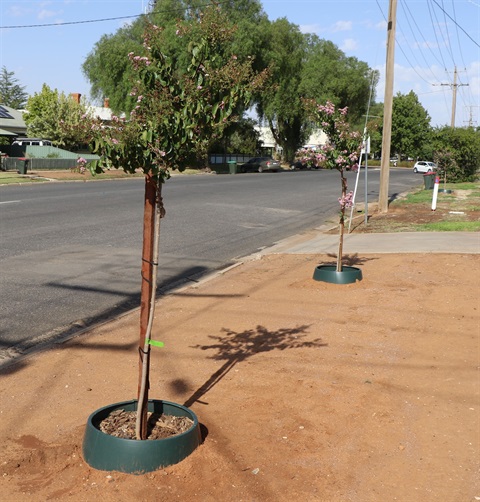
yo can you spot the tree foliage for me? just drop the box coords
[432,126,480,182]
[299,37,377,124]
[210,117,262,155]
[0,66,28,109]
[390,91,431,158]
[82,1,376,162]
[88,6,267,177]
[24,84,92,149]
[256,27,377,162]
[82,24,144,113]
[255,18,308,162]
[82,0,267,115]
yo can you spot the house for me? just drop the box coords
[71,93,123,123]
[0,104,27,139]
[255,126,327,153]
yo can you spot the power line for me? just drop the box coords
[451,0,468,70]
[0,1,228,30]
[400,0,445,82]
[430,0,480,48]
[0,14,143,30]
[440,0,456,65]
[426,0,449,70]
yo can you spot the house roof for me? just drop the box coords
[0,105,27,136]
[0,127,17,136]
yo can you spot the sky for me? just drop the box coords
[0,0,479,128]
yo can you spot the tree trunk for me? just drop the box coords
[336,173,348,272]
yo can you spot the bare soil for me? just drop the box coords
[0,249,478,501]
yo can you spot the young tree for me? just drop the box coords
[0,67,28,109]
[82,0,268,114]
[24,85,92,150]
[300,100,362,272]
[87,6,267,439]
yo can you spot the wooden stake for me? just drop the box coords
[138,173,157,439]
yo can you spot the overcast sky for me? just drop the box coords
[1,0,479,127]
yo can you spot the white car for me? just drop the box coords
[413,161,437,173]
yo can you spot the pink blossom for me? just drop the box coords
[338,191,354,209]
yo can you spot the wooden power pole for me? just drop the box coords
[436,67,469,127]
[378,0,397,213]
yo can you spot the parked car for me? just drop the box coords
[12,137,52,146]
[239,157,281,173]
[290,160,311,170]
[413,161,437,173]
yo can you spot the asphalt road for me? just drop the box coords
[0,168,420,354]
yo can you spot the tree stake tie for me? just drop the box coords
[147,339,164,348]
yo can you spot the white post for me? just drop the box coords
[431,174,440,211]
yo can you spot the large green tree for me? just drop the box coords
[256,28,377,162]
[0,67,28,109]
[255,18,308,162]
[390,91,431,159]
[299,36,377,124]
[24,85,91,149]
[82,24,144,113]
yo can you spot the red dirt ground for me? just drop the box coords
[0,251,478,501]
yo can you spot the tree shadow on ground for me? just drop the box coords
[323,253,378,267]
[180,324,327,408]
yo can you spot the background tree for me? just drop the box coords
[390,91,431,159]
[0,66,28,109]
[363,101,383,158]
[299,37,378,124]
[82,24,144,113]
[433,149,458,185]
[432,126,480,182]
[24,84,91,149]
[210,117,263,155]
[257,29,377,163]
[255,18,309,162]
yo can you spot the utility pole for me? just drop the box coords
[464,106,478,127]
[378,0,397,213]
[436,67,469,127]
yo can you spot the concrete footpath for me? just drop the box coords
[265,229,479,255]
